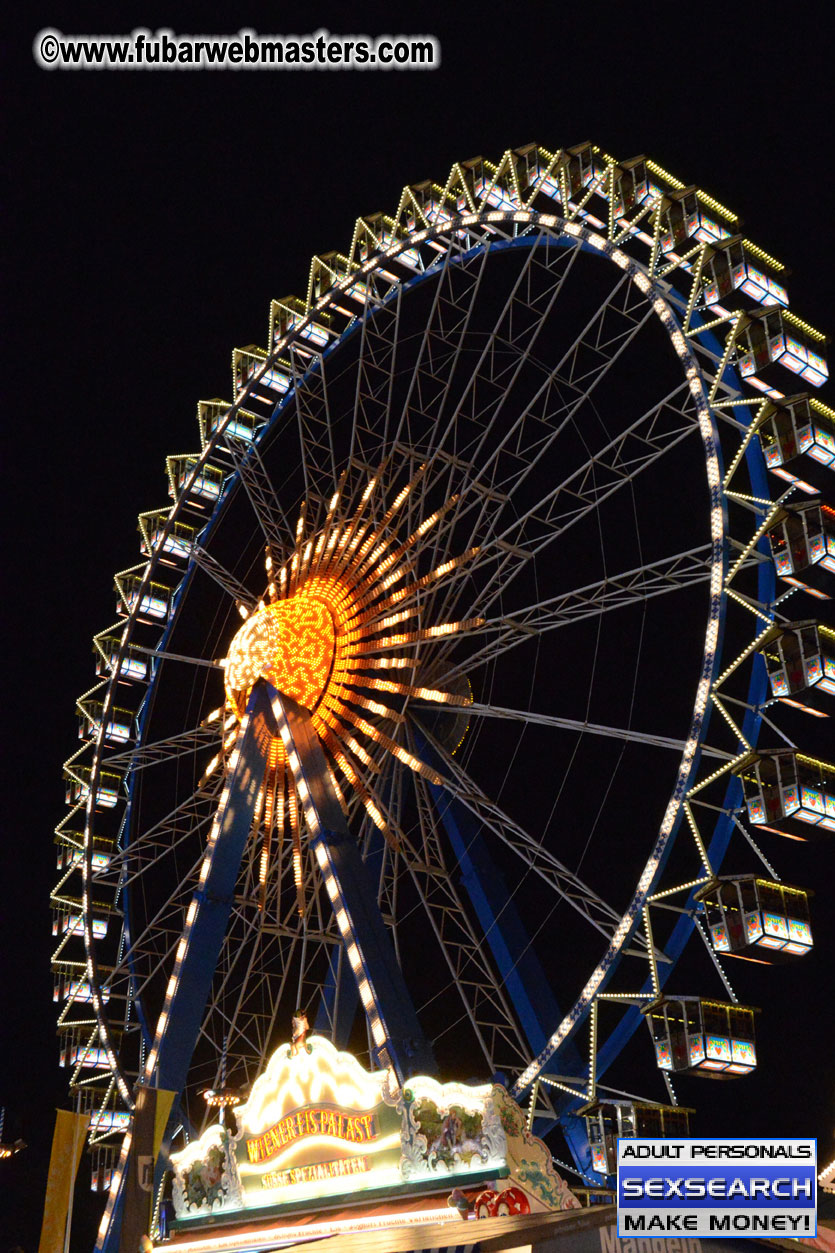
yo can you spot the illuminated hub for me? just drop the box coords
[225,592,340,718]
[213,480,479,874]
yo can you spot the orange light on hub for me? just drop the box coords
[226,595,338,716]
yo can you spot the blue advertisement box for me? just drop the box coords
[616,1137,817,1239]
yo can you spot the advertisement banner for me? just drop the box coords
[617,1137,817,1240]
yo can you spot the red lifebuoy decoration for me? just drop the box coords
[474,1186,531,1218]
[496,1186,531,1217]
[474,1188,499,1218]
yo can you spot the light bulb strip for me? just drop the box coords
[375,496,460,578]
[351,617,484,651]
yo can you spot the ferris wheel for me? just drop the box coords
[52,143,835,1248]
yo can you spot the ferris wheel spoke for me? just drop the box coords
[401,241,589,546]
[402,742,545,1074]
[124,860,203,965]
[483,371,688,528]
[417,723,639,948]
[120,642,225,673]
[349,741,535,1074]
[96,783,221,888]
[390,242,494,468]
[224,438,296,553]
[106,790,225,969]
[435,544,714,680]
[292,352,331,503]
[447,263,636,476]
[229,912,333,1076]
[410,231,585,466]
[98,823,205,895]
[287,342,346,509]
[188,544,258,609]
[394,238,578,538]
[340,237,567,541]
[367,756,403,931]
[411,699,732,760]
[204,923,283,1071]
[432,380,700,630]
[115,893,200,1007]
[195,999,264,1092]
[419,259,653,579]
[101,725,222,774]
[346,285,406,484]
[428,378,691,636]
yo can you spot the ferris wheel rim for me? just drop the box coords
[74,206,738,1118]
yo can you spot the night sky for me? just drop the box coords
[3,3,834,1248]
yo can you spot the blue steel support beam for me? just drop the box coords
[270,688,437,1080]
[417,734,589,1171]
[427,782,568,1060]
[156,700,271,1093]
[313,789,393,1046]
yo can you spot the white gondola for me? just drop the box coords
[696,875,813,959]
[142,516,196,561]
[759,620,835,713]
[57,847,111,873]
[94,637,149,682]
[270,297,331,349]
[118,575,171,621]
[658,187,733,253]
[54,974,111,1004]
[578,1098,691,1175]
[168,456,225,504]
[735,749,835,837]
[609,155,650,219]
[53,906,108,939]
[766,500,835,599]
[644,996,757,1078]
[702,236,788,309]
[64,766,121,809]
[736,308,829,389]
[755,395,835,492]
[525,142,596,205]
[61,1045,111,1070]
[78,700,133,745]
[88,1109,130,1132]
[90,1143,119,1193]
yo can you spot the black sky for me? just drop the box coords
[3,2,834,1248]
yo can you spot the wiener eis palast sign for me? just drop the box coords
[170,1035,507,1218]
[617,1137,816,1239]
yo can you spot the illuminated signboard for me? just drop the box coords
[170,1036,508,1221]
[235,1037,403,1207]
